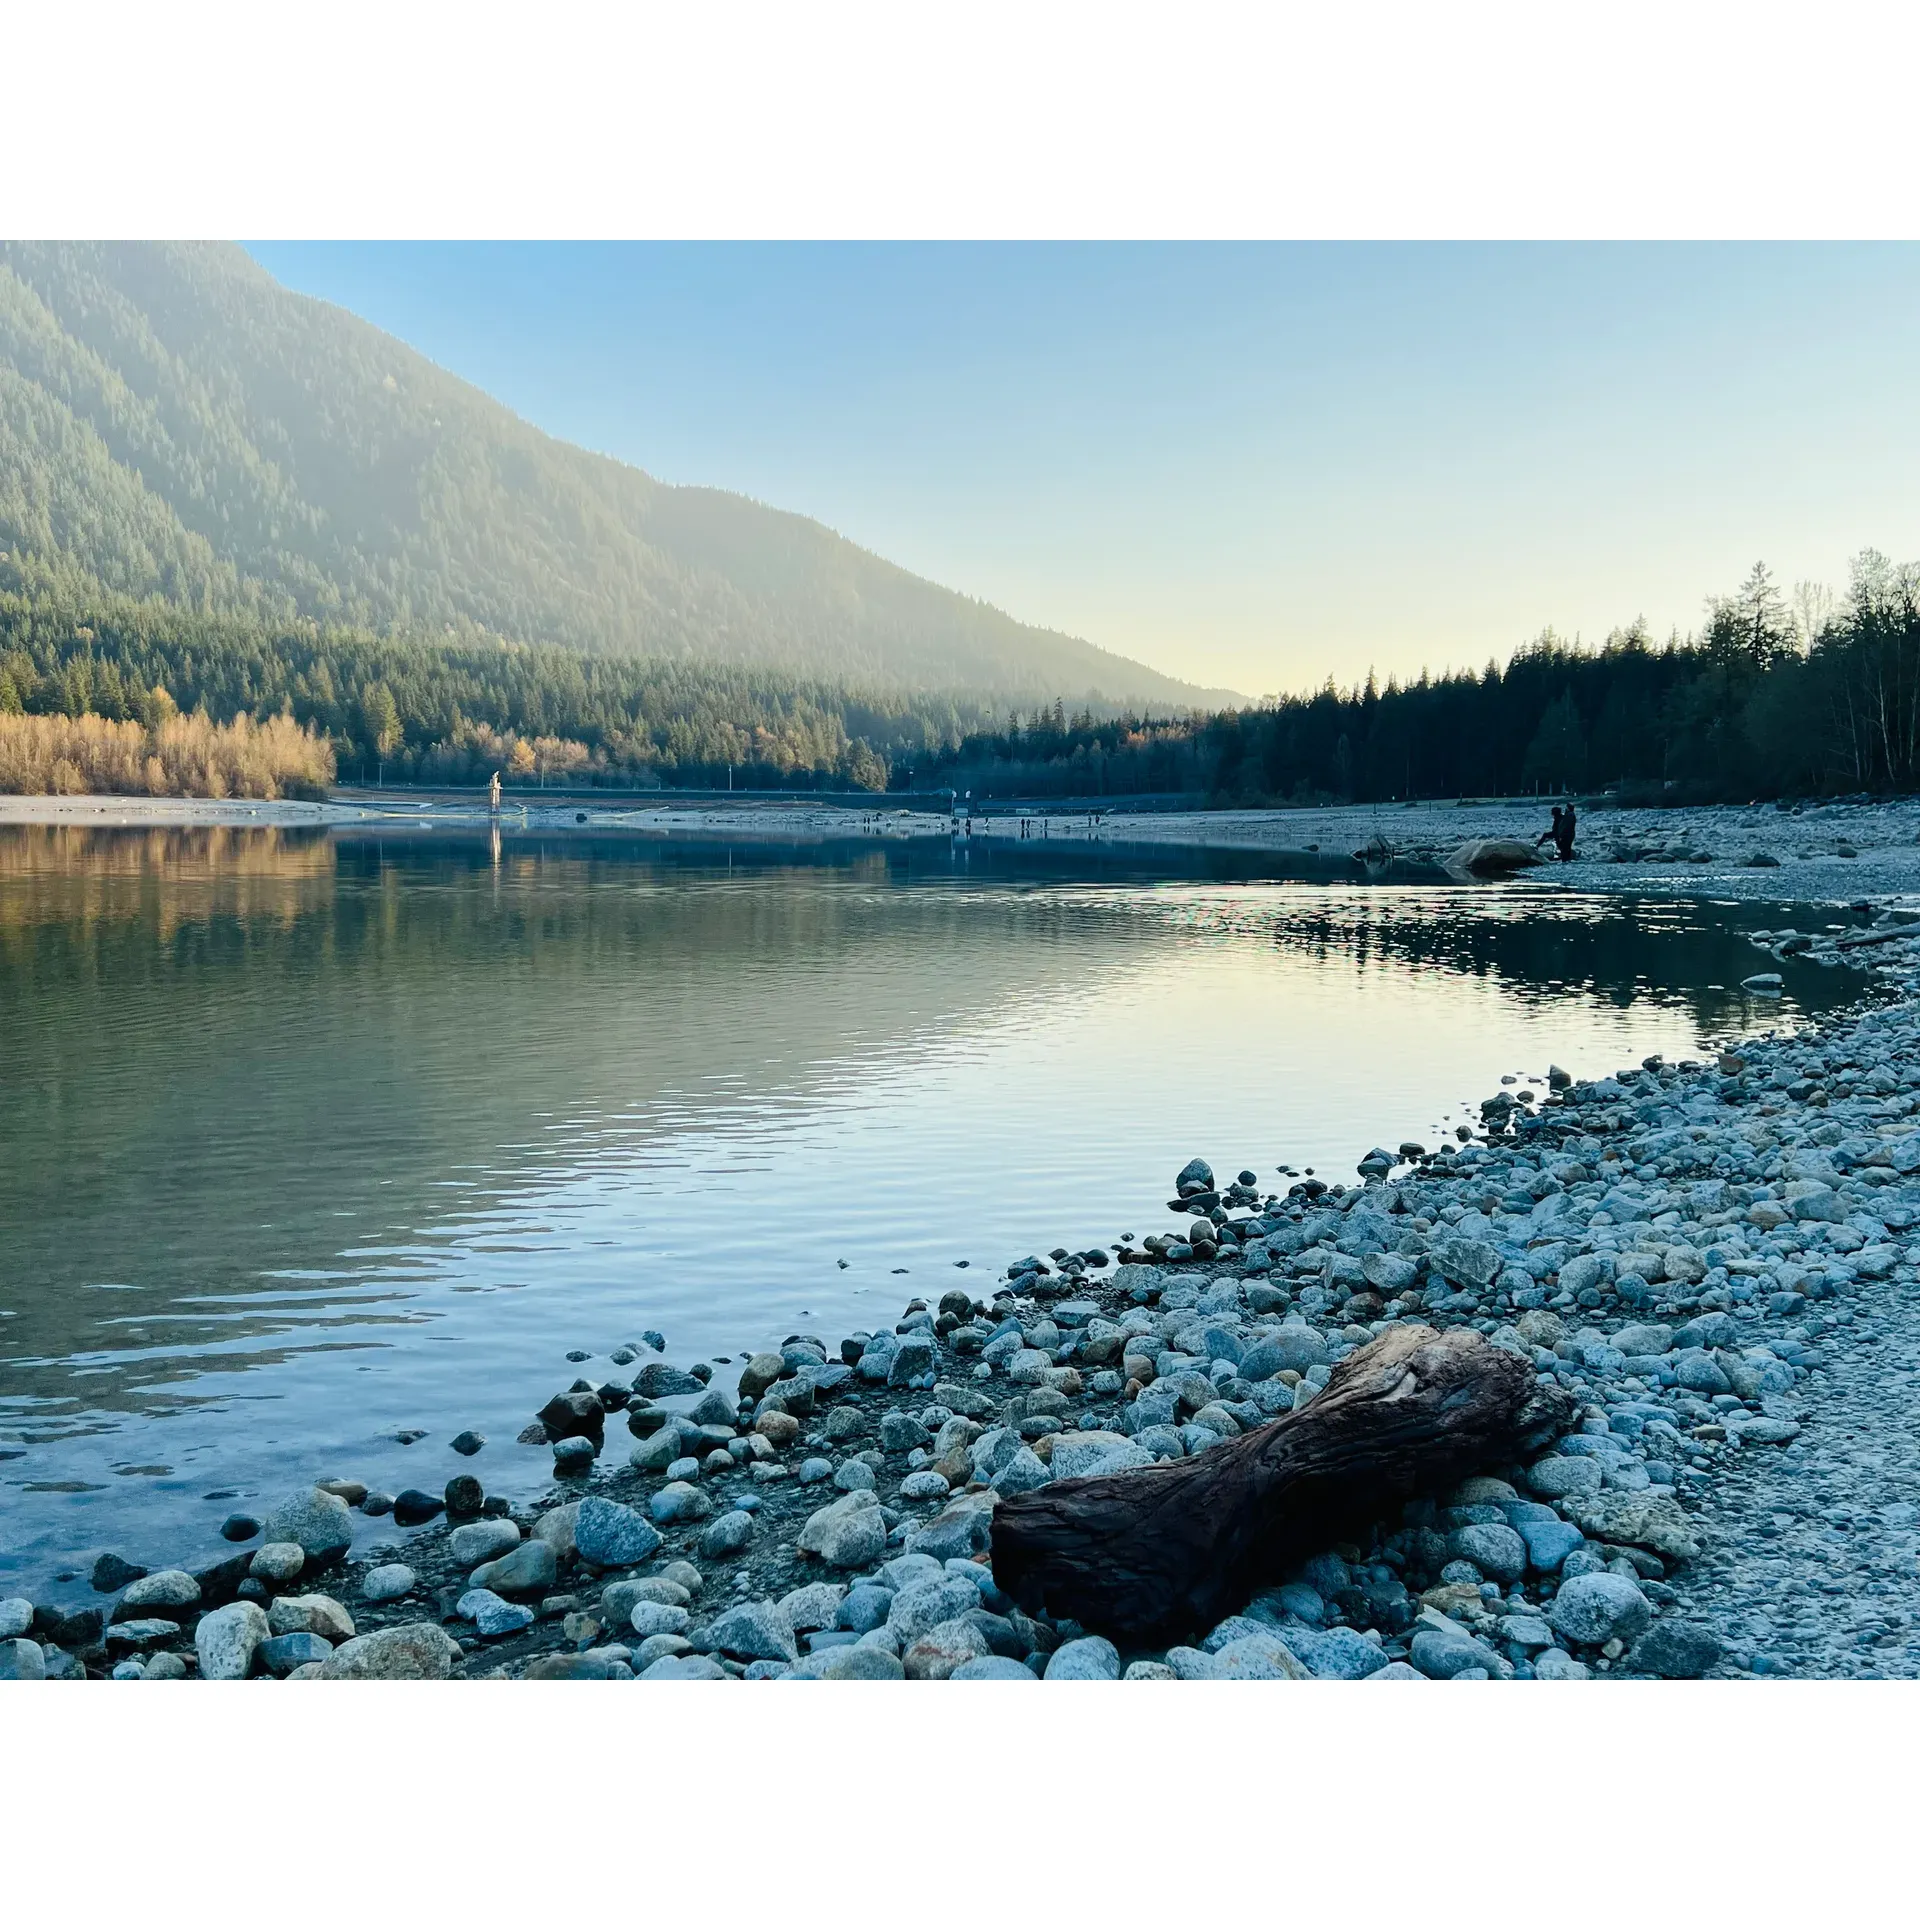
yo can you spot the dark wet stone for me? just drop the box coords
[450,1430,486,1456]
[393,1488,447,1527]
[237,1577,271,1604]
[538,1392,606,1442]
[91,1554,147,1594]
[631,1364,703,1399]
[37,1605,104,1650]
[361,1491,395,1517]
[444,1475,485,1519]
[1623,1620,1722,1679]
[192,1552,258,1608]
[221,1513,261,1543]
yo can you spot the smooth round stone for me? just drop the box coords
[220,1513,261,1543]
[450,1519,523,1570]
[248,1542,305,1584]
[117,1569,201,1614]
[450,1430,486,1456]
[1043,1636,1121,1680]
[361,1563,416,1602]
[628,1601,693,1639]
[797,1457,833,1486]
[633,1632,695,1670]
[1547,1573,1652,1647]
[701,1511,755,1558]
[0,1638,46,1680]
[949,1654,1037,1680]
[551,1438,597,1475]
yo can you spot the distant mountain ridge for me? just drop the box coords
[0,242,1232,709]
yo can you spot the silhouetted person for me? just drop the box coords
[488,770,502,814]
[1536,803,1577,861]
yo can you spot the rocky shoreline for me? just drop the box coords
[8,909,1920,1680]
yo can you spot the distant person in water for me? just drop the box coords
[488,770,501,813]
[1536,804,1577,861]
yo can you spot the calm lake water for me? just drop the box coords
[0,822,1864,1589]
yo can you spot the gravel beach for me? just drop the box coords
[9,791,1920,1681]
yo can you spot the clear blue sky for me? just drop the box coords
[248,243,1920,698]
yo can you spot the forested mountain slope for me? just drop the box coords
[0,242,1227,707]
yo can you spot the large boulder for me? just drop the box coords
[449,1518,522,1569]
[796,1490,889,1568]
[262,1487,353,1564]
[699,1602,797,1664]
[1239,1325,1328,1379]
[1043,1636,1120,1680]
[195,1601,271,1680]
[537,1392,605,1442]
[266,1594,355,1641]
[1623,1620,1722,1678]
[573,1497,663,1568]
[1547,1573,1652,1646]
[901,1617,991,1680]
[470,1540,559,1597]
[632,1362,705,1399]
[1047,1434,1154,1481]
[1558,1491,1700,1563]
[314,1622,458,1679]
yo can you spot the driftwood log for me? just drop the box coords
[990,1324,1573,1644]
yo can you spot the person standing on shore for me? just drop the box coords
[1556,802,1578,860]
[1535,803,1577,860]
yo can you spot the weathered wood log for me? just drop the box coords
[989,1324,1572,1644]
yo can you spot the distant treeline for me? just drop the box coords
[0,589,1007,791]
[899,555,1920,805]
[5,554,1919,804]
[0,706,332,799]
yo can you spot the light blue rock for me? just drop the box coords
[1044,1636,1120,1680]
[887,1576,980,1641]
[457,1590,535,1637]
[362,1563,416,1602]
[1514,1519,1585,1573]
[1547,1572,1651,1646]
[1408,1630,1511,1679]
[951,1655,1037,1680]
[1449,1522,1528,1584]
[833,1584,894,1634]
[1048,1434,1154,1481]
[259,1632,333,1675]
[701,1510,755,1558]
[649,1482,714,1526]
[1282,1625,1388,1679]
[1213,1633,1310,1679]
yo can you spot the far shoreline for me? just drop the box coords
[7,790,1920,908]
